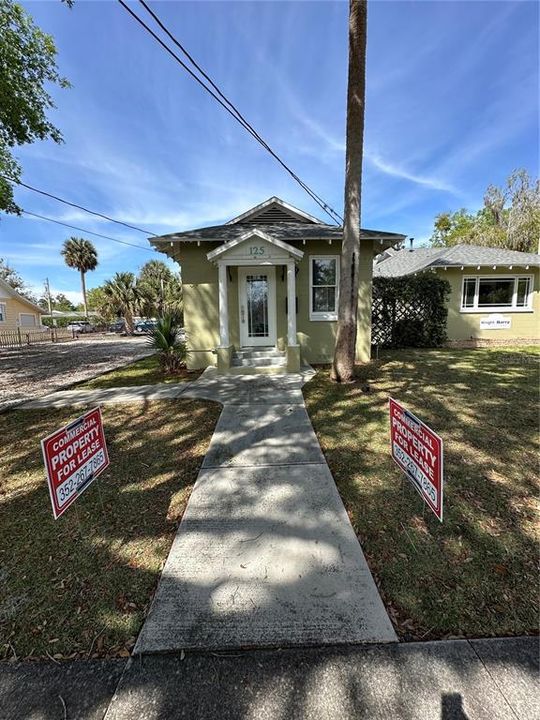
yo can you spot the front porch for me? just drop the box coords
[209,229,303,373]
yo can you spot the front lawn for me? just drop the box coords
[0,399,220,660]
[304,347,539,640]
[79,355,201,389]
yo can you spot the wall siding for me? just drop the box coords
[443,266,540,341]
[173,239,376,368]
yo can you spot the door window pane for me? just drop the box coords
[247,274,268,337]
[477,278,513,307]
[462,278,476,308]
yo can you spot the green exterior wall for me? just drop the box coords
[172,238,378,369]
[442,266,540,341]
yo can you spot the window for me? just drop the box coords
[0,303,5,322]
[310,256,339,320]
[460,276,533,312]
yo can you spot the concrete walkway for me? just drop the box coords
[1,637,537,720]
[135,367,396,652]
[21,383,188,408]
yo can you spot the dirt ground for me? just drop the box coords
[0,335,154,411]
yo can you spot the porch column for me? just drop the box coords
[287,260,297,346]
[218,262,229,347]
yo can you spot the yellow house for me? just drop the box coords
[374,244,540,343]
[151,197,405,372]
[0,278,46,331]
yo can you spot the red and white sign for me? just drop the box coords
[389,398,444,522]
[41,407,110,519]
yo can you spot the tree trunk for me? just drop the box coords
[124,308,134,335]
[331,0,368,383]
[80,269,88,319]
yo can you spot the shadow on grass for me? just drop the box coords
[304,347,539,640]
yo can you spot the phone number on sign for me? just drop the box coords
[55,449,106,508]
[392,442,438,506]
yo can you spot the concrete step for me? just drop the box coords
[234,348,285,360]
[231,356,287,368]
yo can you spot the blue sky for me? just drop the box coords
[1,0,538,304]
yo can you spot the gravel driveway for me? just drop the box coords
[0,335,154,411]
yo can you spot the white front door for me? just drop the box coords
[238,266,277,347]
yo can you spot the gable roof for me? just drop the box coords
[226,197,323,225]
[207,228,304,262]
[374,244,540,277]
[0,277,45,313]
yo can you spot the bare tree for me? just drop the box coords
[331,0,368,382]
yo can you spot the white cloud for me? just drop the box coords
[365,151,459,195]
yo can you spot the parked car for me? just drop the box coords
[67,320,95,334]
[109,320,126,333]
[134,319,157,334]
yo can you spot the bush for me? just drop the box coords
[372,274,451,348]
[147,314,187,375]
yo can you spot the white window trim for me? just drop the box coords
[309,255,339,321]
[0,302,6,323]
[460,274,534,313]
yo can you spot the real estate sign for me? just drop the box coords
[41,407,110,519]
[389,398,444,522]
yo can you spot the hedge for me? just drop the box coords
[371,274,451,348]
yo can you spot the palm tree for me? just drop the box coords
[331,0,368,383]
[61,237,98,318]
[147,314,187,374]
[103,272,140,334]
[137,260,183,319]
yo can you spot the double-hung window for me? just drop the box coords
[0,303,5,323]
[461,275,533,312]
[310,256,339,320]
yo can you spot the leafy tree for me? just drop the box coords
[0,257,26,293]
[431,169,539,253]
[0,0,69,213]
[103,272,141,334]
[332,0,367,382]
[38,292,76,312]
[61,237,98,318]
[138,260,183,319]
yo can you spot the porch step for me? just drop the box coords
[231,348,286,368]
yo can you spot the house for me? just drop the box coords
[151,197,406,371]
[0,278,46,331]
[374,244,540,343]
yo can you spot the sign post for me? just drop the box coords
[389,398,444,522]
[41,407,110,520]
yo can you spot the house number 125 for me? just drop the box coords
[249,246,265,256]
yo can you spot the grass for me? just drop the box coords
[79,355,201,389]
[304,346,539,641]
[0,399,220,660]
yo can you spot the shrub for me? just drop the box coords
[372,275,451,348]
[147,314,187,374]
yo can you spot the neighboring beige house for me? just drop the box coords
[374,244,540,343]
[152,197,405,372]
[0,277,46,331]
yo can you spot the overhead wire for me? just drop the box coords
[118,0,343,225]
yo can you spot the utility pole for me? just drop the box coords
[44,278,56,327]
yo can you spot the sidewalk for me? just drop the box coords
[134,368,397,652]
[1,637,537,720]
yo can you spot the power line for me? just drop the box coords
[118,0,343,225]
[1,174,158,236]
[14,209,155,252]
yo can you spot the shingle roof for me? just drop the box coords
[374,244,540,277]
[151,221,406,247]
